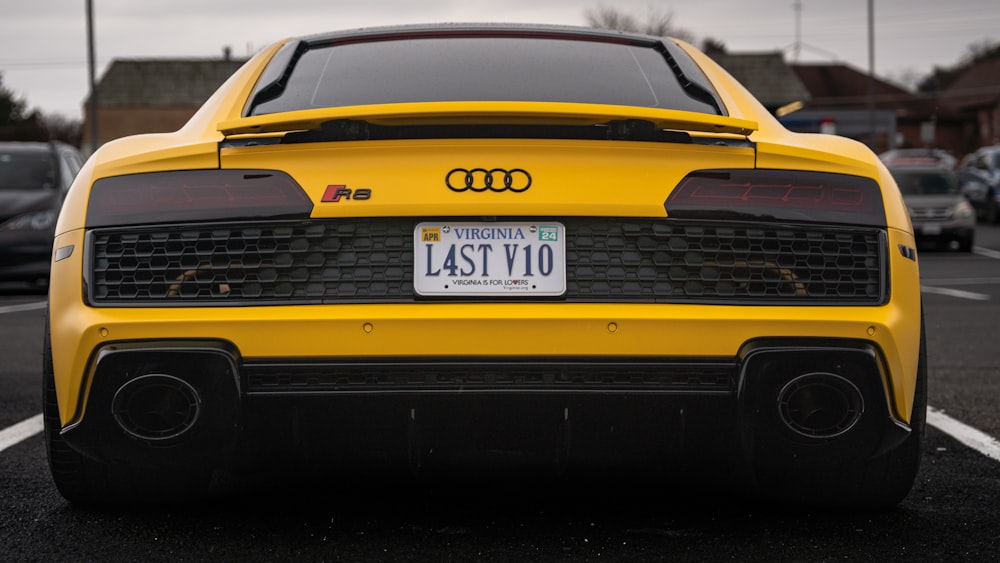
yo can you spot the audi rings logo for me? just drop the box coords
[445,168,532,193]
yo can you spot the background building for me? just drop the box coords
[81,50,245,151]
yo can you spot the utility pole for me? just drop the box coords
[793,0,802,61]
[867,0,876,150]
[86,0,98,154]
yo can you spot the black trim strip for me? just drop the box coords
[242,357,737,396]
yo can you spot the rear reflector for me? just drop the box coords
[666,170,886,227]
[86,170,314,228]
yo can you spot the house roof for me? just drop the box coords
[708,52,811,109]
[940,58,1000,111]
[790,63,932,115]
[92,58,246,107]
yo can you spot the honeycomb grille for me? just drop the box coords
[88,218,885,305]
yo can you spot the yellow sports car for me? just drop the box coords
[45,24,925,507]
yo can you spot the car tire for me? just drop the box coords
[43,320,118,505]
[751,312,927,509]
[43,315,211,505]
[986,195,999,224]
[958,235,974,252]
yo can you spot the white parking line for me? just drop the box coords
[0,301,46,315]
[973,246,1000,260]
[0,414,43,454]
[927,407,1000,463]
[921,277,1000,286]
[920,286,990,301]
[0,304,47,451]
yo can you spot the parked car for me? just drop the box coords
[879,147,957,169]
[0,141,83,283]
[958,145,1000,223]
[45,24,925,508]
[889,165,975,251]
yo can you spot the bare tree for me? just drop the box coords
[884,68,922,92]
[918,39,1000,93]
[701,37,727,55]
[585,5,639,32]
[42,114,83,146]
[584,4,695,43]
[961,38,1000,64]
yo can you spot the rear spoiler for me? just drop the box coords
[218,101,758,137]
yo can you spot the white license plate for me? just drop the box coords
[413,222,566,296]
[920,223,943,235]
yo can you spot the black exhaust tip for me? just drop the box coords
[112,374,201,442]
[777,372,864,439]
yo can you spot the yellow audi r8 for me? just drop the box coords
[44,24,925,507]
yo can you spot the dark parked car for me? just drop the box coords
[889,165,975,251]
[0,141,83,283]
[958,145,1000,223]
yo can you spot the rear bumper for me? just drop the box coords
[47,225,923,479]
[61,337,910,474]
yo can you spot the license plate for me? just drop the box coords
[920,223,943,235]
[414,222,566,296]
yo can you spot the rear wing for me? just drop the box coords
[218,101,758,137]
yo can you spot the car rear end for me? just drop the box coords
[46,25,924,507]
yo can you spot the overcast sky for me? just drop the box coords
[2,0,998,120]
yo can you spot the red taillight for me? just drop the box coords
[86,170,314,228]
[665,170,886,227]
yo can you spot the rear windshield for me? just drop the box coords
[890,169,959,195]
[250,36,721,116]
[0,150,56,191]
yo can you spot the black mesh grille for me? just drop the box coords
[243,359,736,395]
[88,218,885,305]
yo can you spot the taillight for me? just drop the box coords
[86,170,314,228]
[665,170,886,227]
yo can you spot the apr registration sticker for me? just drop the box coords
[413,222,566,296]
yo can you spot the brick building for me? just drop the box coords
[81,53,246,152]
[939,57,1000,153]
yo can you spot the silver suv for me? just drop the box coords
[889,165,976,251]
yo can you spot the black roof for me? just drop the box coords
[91,58,246,107]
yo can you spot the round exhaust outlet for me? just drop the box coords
[777,372,864,439]
[112,374,201,442]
